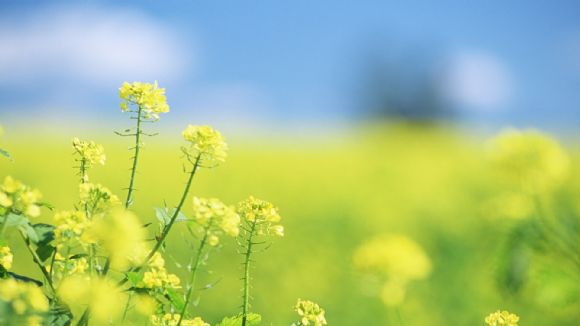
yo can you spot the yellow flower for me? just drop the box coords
[138,252,181,290]
[2,176,22,193]
[58,276,126,323]
[237,196,283,237]
[353,234,431,307]
[78,183,121,213]
[0,278,48,315]
[488,129,569,193]
[0,176,42,218]
[0,246,14,270]
[182,125,228,166]
[190,197,240,245]
[88,209,146,270]
[72,138,106,169]
[119,81,170,120]
[484,310,520,326]
[294,299,327,326]
[150,314,209,326]
[353,234,431,281]
[0,191,13,207]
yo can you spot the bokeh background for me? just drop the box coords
[1,1,580,325]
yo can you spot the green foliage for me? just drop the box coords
[217,313,262,326]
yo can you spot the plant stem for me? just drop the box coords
[145,155,201,263]
[19,231,55,293]
[121,292,133,322]
[125,106,143,209]
[116,155,201,287]
[177,228,209,326]
[241,219,258,326]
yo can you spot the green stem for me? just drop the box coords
[242,219,258,326]
[125,106,143,209]
[145,155,200,263]
[116,155,201,287]
[177,228,209,326]
[19,231,55,293]
[121,292,133,322]
[80,158,87,184]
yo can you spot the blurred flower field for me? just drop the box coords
[1,115,579,324]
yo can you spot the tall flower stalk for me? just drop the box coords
[236,196,284,326]
[118,81,169,208]
[177,198,240,326]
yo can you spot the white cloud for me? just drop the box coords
[441,51,513,111]
[0,5,191,85]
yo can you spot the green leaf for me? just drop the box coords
[155,207,171,226]
[126,271,144,287]
[216,313,262,326]
[32,223,55,244]
[19,222,38,243]
[68,253,88,260]
[35,243,55,262]
[47,301,73,326]
[165,288,185,312]
[0,147,12,161]
[3,213,28,227]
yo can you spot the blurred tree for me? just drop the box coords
[356,45,453,124]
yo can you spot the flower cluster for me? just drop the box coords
[58,276,126,324]
[72,138,106,168]
[150,314,209,326]
[237,196,284,237]
[488,129,569,193]
[0,278,49,324]
[78,183,120,214]
[0,245,13,270]
[119,81,170,120]
[484,310,519,326]
[88,209,146,270]
[191,197,240,246]
[0,176,42,218]
[182,125,228,166]
[353,234,431,306]
[53,211,92,248]
[139,252,181,289]
[294,299,327,326]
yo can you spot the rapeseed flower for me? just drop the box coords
[294,299,327,326]
[353,234,431,306]
[0,278,48,316]
[484,310,519,326]
[119,81,169,120]
[488,129,569,193]
[72,138,106,168]
[191,197,240,245]
[0,176,42,218]
[237,196,283,237]
[0,245,13,270]
[150,313,209,326]
[182,125,228,166]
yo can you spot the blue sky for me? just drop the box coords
[1,0,580,132]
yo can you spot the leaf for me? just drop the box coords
[2,213,29,227]
[47,301,73,326]
[32,223,55,244]
[68,253,89,260]
[6,271,42,286]
[165,288,185,312]
[217,313,262,326]
[155,207,171,226]
[35,243,55,262]
[19,222,39,243]
[0,147,12,161]
[126,271,144,287]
